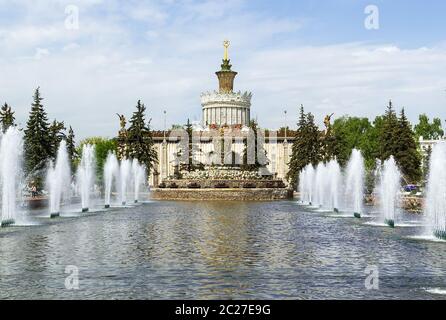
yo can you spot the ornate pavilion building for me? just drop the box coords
[149,42,292,186]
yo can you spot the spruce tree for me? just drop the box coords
[287,105,322,183]
[379,100,399,161]
[24,87,51,181]
[0,103,16,133]
[394,108,422,183]
[49,120,66,160]
[241,119,268,171]
[66,126,77,172]
[179,119,203,172]
[127,100,158,174]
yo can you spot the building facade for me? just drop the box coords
[149,43,291,186]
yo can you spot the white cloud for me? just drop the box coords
[34,47,50,59]
[0,1,445,140]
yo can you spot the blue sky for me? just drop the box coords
[0,0,445,139]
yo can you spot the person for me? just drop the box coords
[31,181,37,198]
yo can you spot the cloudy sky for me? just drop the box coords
[0,0,445,139]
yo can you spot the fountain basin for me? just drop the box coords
[354,212,361,219]
[1,219,15,227]
[385,219,395,228]
[50,212,60,219]
[434,230,446,241]
[82,208,89,213]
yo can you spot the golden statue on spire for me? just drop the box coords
[223,40,230,60]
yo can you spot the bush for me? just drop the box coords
[187,182,201,189]
[215,182,229,189]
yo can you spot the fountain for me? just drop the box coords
[77,144,96,212]
[327,159,342,212]
[378,157,401,228]
[0,128,23,226]
[425,142,446,240]
[132,159,146,203]
[345,149,365,218]
[119,158,131,205]
[299,164,315,205]
[104,152,119,208]
[47,141,71,218]
[313,163,327,208]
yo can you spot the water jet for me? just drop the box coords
[104,152,119,209]
[77,144,96,213]
[346,149,365,219]
[424,142,446,240]
[0,128,23,227]
[378,157,401,228]
[47,141,71,218]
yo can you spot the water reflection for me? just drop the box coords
[0,201,445,299]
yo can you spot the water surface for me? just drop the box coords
[0,201,445,299]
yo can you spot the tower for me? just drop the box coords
[201,40,252,127]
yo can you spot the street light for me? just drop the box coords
[284,110,288,143]
[163,110,167,143]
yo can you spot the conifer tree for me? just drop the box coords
[49,120,66,160]
[179,119,203,172]
[24,87,51,180]
[127,100,158,174]
[241,119,268,171]
[66,126,77,172]
[0,103,16,133]
[287,105,322,183]
[394,108,422,183]
[379,100,399,161]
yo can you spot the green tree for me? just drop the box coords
[178,119,204,172]
[287,105,321,183]
[127,100,158,174]
[332,116,375,167]
[0,103,16,133]
[78,137,117,184]
[414,114,444,140]
[320,126,340,163]
[49,120,66,160]
[66,126,78,173]
[394,108,422,183]
[379,100,400,162]
[241,119,269,171]
[24,87,51,185]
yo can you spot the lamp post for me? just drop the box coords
[284,110,288,143]
[163,110,167,144]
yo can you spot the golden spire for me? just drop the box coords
[223,40,230,60]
